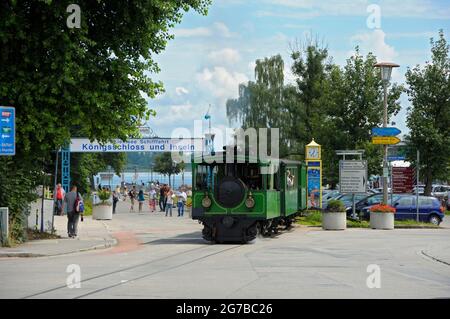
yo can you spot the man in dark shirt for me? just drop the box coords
[64,184,83,238]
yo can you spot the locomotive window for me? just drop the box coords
[195,164,224,191]
[242,164,262,190]
[195,165,209,190]
[197,163,263,190]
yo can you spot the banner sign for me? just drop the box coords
[307,167,321,208]
[339,160,368,194]
[70,138,203,153]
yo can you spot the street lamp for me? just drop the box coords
[374,62,400,205]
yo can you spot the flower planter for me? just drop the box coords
[370,212,394,230]
[322,212,347,230]
[93,204,113,220]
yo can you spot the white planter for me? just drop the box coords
[322,212,347,230]
[370,212,394,230]
[93,204,113,220]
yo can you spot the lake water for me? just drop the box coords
[95,172,192,189]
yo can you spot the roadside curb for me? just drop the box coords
[0,238,117,258]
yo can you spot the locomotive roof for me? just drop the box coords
[192,152,303,165]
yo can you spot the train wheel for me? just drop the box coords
[202,225,213,242]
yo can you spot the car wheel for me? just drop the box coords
[428,214,441,226]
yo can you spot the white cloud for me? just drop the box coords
[196,67,249,101]
[208,48,241,65]
[259,0,450,19]
[175,87,189,96]
[213,22,234,38]
[351,29,398,62]
[174,22,234,38]
[174,27,212,38]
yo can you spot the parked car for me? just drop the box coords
[431,185,450,199]
[346,193,405,217]
[361,195,445,225]
[334,193,371,209]
[371,187,393,194]
[321,190,340,207]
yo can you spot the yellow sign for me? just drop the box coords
[372,136,401,145]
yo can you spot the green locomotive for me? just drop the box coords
[191,152,307,243]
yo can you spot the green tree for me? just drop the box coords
[226,55,291,155]
[290,43,330,148]
[405,30,450,195]
[71,153,127,194]
[0,0,211,241]
[153,153,183,187]
[321,49,404,185]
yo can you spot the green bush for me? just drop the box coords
[97,190,111,204]
[0,158,40,244]
[326,199,345,212]
[83,197,93,216]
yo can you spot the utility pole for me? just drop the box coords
[382,83,388,205]
[374,62,399,205]
[416,149,420,222]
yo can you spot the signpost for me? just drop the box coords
[0,106,15,156]
[372,136,401,145]
[339,160,368,194]
[392,167,414,194]
[371,127,401,137]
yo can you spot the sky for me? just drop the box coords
[146,0,450,145]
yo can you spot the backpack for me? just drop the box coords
[74,193,84,213]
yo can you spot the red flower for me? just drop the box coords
[369,204,396,213]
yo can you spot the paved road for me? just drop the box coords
[0,201,449,299]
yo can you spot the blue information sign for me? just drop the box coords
[0,106,15,156]
[372,127,401,137]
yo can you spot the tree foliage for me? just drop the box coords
[0,0,211,241]
[226,44,404,187]
[405,30,450,194]
[153,152,184,186]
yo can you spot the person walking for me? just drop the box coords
[64,184,84,238]
[129,186,137,212]
[165,188,175,217]
[177,189,187,217]
[149,187,157,213]
[159,184,166,212]
[112,185,120,214]
[138,189,145,212]
[54,183,66,216]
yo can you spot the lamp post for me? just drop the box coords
[374,62,400,205]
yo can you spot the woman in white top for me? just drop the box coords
[149,188,157,213]
[165,189,175,217]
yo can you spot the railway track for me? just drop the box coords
[23,243,242,299]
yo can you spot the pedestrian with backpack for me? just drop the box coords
[64,184,84,238]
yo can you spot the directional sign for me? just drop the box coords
[372,127,401,137]
[392,167,415,194]
[0,106,15,156]
[388,156,406,161]
[339,160,368,194]
[372,136,401,145]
